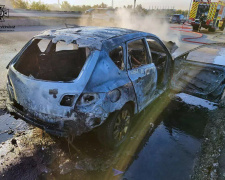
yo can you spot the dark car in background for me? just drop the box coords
[170,14,186,24]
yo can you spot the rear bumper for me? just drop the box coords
[6,100,68,137]
[6,98,107,137]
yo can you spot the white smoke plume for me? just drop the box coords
[115,8,180,44]
[80,8,180,45]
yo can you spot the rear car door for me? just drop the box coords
[171,43,225,103]
[127,38,157,112]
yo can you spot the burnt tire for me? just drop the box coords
[97,104,133,149]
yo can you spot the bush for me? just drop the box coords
[29,2,49,11]
[61,1,71,11]
[11,0,28,9]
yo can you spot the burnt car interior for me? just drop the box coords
[126,38,168,87]
[14,39,89,81]
[128,39,148,68]
[147,39,168,87]
[109,46,124,70]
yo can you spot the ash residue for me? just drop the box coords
[0,127,117,180]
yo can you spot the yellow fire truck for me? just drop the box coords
[189,0,225,32]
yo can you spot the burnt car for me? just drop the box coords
[6,27,225,148]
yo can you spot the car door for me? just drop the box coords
[171,43,225,103]
[127,38,157,112]
[146,37,173,90]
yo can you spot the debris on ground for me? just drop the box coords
[0,89,7,109]
[191,108,225,180]
[0,126,118,179]
[11,139,17,146]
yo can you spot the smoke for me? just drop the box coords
[115,8,180,44]
[0,0,13,8]
[80,8,180,45]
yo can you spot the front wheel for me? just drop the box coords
[97,104,133,149]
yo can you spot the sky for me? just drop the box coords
[35,0,192,10]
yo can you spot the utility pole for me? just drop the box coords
[134,0,136,9]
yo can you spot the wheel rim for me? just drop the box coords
[113,109,131,141]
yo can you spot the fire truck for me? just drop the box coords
[189,0,225,32]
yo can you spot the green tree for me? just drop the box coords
[30,1,49,11]
[61,1,71,11]
[175,9,188,16]
[136,4,143,11]
[99,2,108,8]
[10,0,28,9]
[127,5,133,9]
[93,2,108,8]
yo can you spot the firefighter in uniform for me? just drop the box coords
[198,13,206,32]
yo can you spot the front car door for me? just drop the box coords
[146,37,173,91]
[171,43,225,103]
[126,38,157,112]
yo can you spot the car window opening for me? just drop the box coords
[147,39,168,87]
[128,39,148,69]
[109,46,125,70]
[14,39,90,81]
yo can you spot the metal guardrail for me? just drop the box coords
[8,9,84,18]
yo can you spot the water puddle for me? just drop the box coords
[0,94,209,180]
[0,111,28,144]
[59,98,208,180]
[123,104,207,180]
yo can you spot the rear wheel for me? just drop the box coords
[208,27,216,32]
[219,27,224,31]
[97,104,133,149]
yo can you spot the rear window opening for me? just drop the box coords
[14,39,90,81]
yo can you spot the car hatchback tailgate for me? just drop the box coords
[7,67,83,118]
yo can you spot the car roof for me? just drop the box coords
[37,26,153,50]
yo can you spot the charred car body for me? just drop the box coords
[6,27,225,148]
